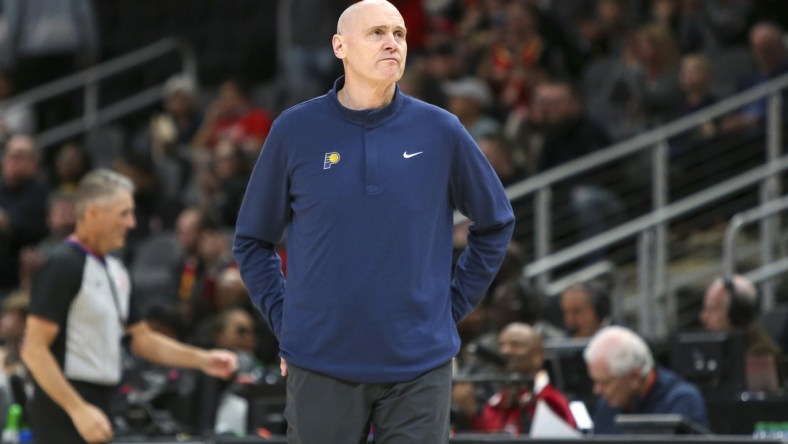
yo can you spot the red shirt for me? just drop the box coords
[470,382,576,435]
[208,107,273,148]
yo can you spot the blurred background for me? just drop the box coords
[2,0,788,440]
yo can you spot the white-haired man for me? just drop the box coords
[584,326,708,434]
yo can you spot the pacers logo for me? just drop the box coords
[323,152,341,169]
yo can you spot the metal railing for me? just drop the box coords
[0,37,197,149]
[723,196,788,307]
[455,70,788,339]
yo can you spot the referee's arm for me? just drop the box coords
[127,320,238,378]
[22,315,114,443]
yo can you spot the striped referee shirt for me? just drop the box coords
[30,240,140,385]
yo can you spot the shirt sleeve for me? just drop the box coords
[29,248,84,327]
[667,386,709,428]
[232,118,289,338]
[448,119,515,322]
[539,387,577,428]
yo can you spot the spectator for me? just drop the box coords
[703,0,752,48]
[647,0,716,54]
[214,267,279,367]
[172,207,203,308]
[627,23,684,127]
[0,135,49,296]
[477,133,527,187]
[455,278,539,391]
[527,81,612,173]
[668,52,722,196]
[453,322,576,435]
[18,192,76,291]
[583,23,681,140]
[50,142,91,195]
[575,0,636,60]
[522,80,625,250]
[140,74,202,219]
[415,41,462,108]
[0,70,35,143]
[477,1,575,100]
[669,53,718,155]
[210,139,251,227]
[444,76,501,141]
[0,0,99,130]
[560,280,612,339]
[210,306,279,436]
[192,77,273,155]
[584,325,709,434]
[699,275,783,391]
[676,53,718,120]
[180,212,235,338]
[0,291,30,428]
[213,308,260,365]
[719,22,788,135]
[214,266,250,312]
[0,291,29,375]
[154,74,203,150]
[112,151,162,255]
[489,279,565,341]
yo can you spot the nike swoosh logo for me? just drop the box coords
[403,151,423,159]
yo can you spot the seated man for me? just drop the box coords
[560,280,612,339]
[700,275,783,391]
[453,322,575,435]
[584,326,708,434]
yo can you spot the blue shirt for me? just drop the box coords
[233,77,514,383]
[592,367,709,434]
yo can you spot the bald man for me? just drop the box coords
[700,275,783,390]
[453,323,575,435]
[233,0,514,442]
[720,22,788,134]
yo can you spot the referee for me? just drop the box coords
[22,169,237,443]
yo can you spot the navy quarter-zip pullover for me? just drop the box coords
[233,77,514,383]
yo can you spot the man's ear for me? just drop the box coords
[84,201,101,221]
[332,34,345,59]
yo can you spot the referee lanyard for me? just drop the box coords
[66,236,126,327]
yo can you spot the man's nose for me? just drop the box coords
[383,33,400,49]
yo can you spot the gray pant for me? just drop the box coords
[284,361,452,444]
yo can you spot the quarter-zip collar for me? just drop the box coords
[328,76,402,127]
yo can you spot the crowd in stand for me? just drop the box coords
[0,0,787,437]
